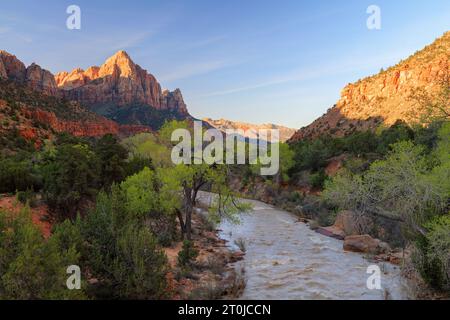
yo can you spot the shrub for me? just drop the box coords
[309,170,329,189]
[0,156,37,193]
[177,240,199,268]
[16,188,37,207]
[0,208,85,299]
[415,214,450,292]
[112,224,168,299]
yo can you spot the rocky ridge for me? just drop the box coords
[203,117,296,142]
[55,50,188,115]
[290,31,450,141]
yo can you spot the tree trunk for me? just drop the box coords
[185,203,193,240]
[176,209,186,240]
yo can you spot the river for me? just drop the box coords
[198,192,410,300]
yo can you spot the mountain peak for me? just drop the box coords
[100,50,137,79]
[105,50,133,64]
[53,51,190,118]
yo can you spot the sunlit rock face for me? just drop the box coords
[290,31,450,142]
[56,50,189,114]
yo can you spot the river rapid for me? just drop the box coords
[198,192,410,300]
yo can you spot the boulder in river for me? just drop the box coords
[343,235,390,254]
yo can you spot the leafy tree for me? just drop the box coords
[158,163,250,240]
[120,167,159,219]
[323,141,446,235]
[0,154,38,193]
[122,132,172,168]
[278,143,295,183]
[94,134,128,188]
[0,208,84,299]
[376,121,414,154]
[40,142,100,219]
[159,119,190,144]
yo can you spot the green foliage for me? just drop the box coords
[16,189,37,207]
[0,154,38,193]
[112,223,168,299]
[39,133,131,220]
[125,155,153,177]
[59,186,169,299]
[323,141,446,234]
[322,122,450,291]
[159,120,190,145]
[40,141,100,219]
[0,208,85,299]
[94,134,128,188]
[177,240,199,268]
[415,214,450,291]
[309,169,329,189]
[122,132,172,168]
[376,121,414,154]
[120,167,159,219]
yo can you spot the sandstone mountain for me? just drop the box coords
[55,50,189,128]
[290,31,449,142]
[0,51,151,150]
[0,50,58,95]
[203,118,296,142]
[0,49,192,143]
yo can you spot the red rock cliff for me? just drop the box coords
[56,50,188,114]
[290,31,450,142]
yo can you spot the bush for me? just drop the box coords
[309,170,329,189]
[178,240,199,268]
[415,214,450,292]
[112,224,168,299]
[57,187,170,299]
[0,208,85,299]
[0,156,37,193]
[41,142,100,219]
[16,189,37,207]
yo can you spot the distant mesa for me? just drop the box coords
[203,117,296,142]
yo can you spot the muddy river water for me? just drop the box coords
[198,192,411,300]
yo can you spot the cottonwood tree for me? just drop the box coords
[157,120,251,240]
[159,163,250,240]
[323,138,449,237]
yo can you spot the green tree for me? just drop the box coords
[94,134,128,188]
[61,186,169,299]
[122,132,172,168]
[40,142,100,219]
[112,223,168,299]
[0,208,84,299]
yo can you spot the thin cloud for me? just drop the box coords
[199,51,413,98]
[0,27,11,34]
[159,60,235,82]
[111,31,155,50]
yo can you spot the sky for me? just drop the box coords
[0,0,449,128]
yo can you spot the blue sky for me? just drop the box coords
[0,0,449,128]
